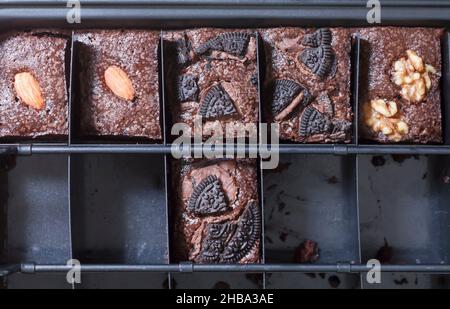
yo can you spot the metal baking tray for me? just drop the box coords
[1,1,450,289]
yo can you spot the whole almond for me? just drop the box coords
[14,72,45,110]
[104,65,135,101]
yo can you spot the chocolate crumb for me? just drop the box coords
[371,156,386,167]
[294,239,320,263]
[391,154,413,164]
[328,275,341,288]
[245,274,263,287]
[305,273,317,279]
[279,232,288,242]
[327,176,339,184]
[376,238,393,264]
[213,281,231,289]
[266,184,278,191]
[318,273,326,279]
[394,278,408,285]
[422,173,427,180]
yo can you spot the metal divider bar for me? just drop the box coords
[256,32,267,290]
[1,263,448,275]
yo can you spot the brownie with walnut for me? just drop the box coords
[357,27,444,144]
[261,28,353,143]
[171,159,261,264]
[164,29,259,139]
[74,30,161,140]
[0,31,70,140]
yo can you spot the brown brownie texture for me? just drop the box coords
[171,159,260,264]
[0,31,69,139]
[261,27,353,143]
[164,29,259,140]
[74,30,161,140]
[357,27,443,144]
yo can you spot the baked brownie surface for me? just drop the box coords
[75,30,161,140]
[261,28,353,143]
[0,32,69,139]
[165,29,259,139]
[358,27,443,144]
[172,159,260,264]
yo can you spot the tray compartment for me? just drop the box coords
[0,155,72,289]
[358,154,450,288]
[70,154,169,288]
[263,154,361,289]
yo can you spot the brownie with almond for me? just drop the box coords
[0,31,70,140]
[74,30,161,140]
[261,28,353,143]
[171,159,261,264]
[357,27,444,144]
[164,29,259,140]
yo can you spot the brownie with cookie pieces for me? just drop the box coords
[261,28,353,143]
[164,29,259,140]
[357,27,443,144]
[171,159,261,264]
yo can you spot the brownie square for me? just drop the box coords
[0,31,69,139]
[74,30,161,140]
[164,29,259,139]
[261,28,353,143]
[358,27,444,144]
[171,159,261,264]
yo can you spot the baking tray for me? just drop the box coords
[1,1,450,289]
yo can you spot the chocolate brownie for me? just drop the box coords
[74,30,161,140]
[171,159,260,263]
[0,31,69,139]
[164,29,259,140]
[261,28,353,143]
[358,27,444,144]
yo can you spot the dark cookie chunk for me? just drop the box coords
[200,201,260,263]
[188,175,229,215]
[250,73,259,87]
[197,32,250,57]
[175,36,192,65]
[331,119,352,135]
[300,45,334,78]
[299,106,332,137]
[221,202,261,263]
[178,74,199,102]
[201,222,236,263]
[199,84,237,119]
[271,79,311,117]
[317,92,334,117]
[302,28,332,47]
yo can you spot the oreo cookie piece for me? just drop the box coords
[200,201,261,263]
[221,201,261,263]
[317,92,334,117]
[302,28,332,47]
[188,175,229,215]
[178,74,199,102]
[196,32,250,57]
[299,106,332,137]
[300,45,334,78]
[199,84,237,119]
[201,222,236,263]
[175,36,192,65]
[271,79,311,118]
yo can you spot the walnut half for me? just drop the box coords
[391,50,436,103]
[363,99,409,142]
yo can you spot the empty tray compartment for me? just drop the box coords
[358,154,450,289]
[263,154,360,289]
[70,154,169,289]
[0,155,72,289]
